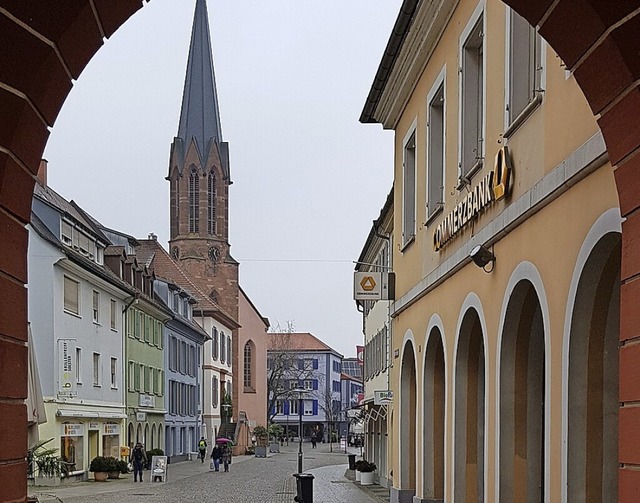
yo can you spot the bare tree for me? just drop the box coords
[317,389,341,452]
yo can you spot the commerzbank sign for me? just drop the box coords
[433,146,512,252]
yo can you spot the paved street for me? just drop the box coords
[29,443,388,503]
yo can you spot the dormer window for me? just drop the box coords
[61,220,73,245]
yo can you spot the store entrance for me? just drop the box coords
[88,431,99,466]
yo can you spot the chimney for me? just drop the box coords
[148,233,157,241]
[37,159,48,186]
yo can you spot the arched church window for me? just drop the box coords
[189,166,199,233]
[208,170,216,235]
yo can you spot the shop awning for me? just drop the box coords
[56,409,127,419]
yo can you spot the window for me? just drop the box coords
[110,358,117,388]
[290,399,299,415]
[427,78,445,221]
[304,400,313,415]
[128,361,135,391]
[76,347,82,384]
[212,376,219,408]
[63,276,80,315]
[208,170,216,235]
[93,353,101,386]
[144,365,151,392]
[110,299,117,330]
[460,13,484,179]
[227,335,231,366]
[189,165,200,233]
[244,341,254,390]
[61,220,73,245]
[212,328,219,360]
[402,129,416,247]
[304,380,312,390]
[220,333,226,364]
[506,8,543,133]
[92,290,100,323]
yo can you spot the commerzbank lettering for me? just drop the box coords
[433,146,512,252]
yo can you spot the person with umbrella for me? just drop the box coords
[220,441,232,472]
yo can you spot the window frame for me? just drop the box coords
[458,4,486,184]
[401,123,417,249]
[92,290,100,324]
[426,66,447,225]
[92,352,101,387]
[63,275,80,316]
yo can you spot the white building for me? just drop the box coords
[28,178,133,480]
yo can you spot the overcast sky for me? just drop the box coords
[43,0,400,358]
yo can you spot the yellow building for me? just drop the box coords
[361,0,620,501]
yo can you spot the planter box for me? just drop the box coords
[355,470,361,482]
[255,446,267,458]
[360,471,375,486]
[269,442,280,453]
[93,472,108,482]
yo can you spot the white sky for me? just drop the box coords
[44,0,400,358]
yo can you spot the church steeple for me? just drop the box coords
[177,0,223,163]
[167,0,237,318]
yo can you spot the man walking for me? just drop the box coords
[198,436,208,463]
[132,443,147,482]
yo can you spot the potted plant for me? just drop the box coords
[89,456,116,482]
[268,423,283,453]
[28,438,69,486]
[253,425,269,458]
[354,459,365,483]
[359,460,377,486]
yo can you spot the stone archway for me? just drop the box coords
[2,1,640,501]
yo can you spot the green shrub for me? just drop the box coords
[89,456,117,472]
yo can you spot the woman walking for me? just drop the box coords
[221,444,232,472]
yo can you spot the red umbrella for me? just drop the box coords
[216,437,232,443]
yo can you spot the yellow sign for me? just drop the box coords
[433,146,512,251]
[120,446,130,457]
[360,276,376,291]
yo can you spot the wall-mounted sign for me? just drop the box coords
[89,422,100,430]
[374,390,394,405]
[103,424,120,435]
[433,146,512,251]
[354,272,395,301]
[136,411,147,422]
[62,423,84,437]
[139,394,155,408]
[57,339,77,397]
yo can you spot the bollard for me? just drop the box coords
[348,454,356,471]
[293,473,315,503]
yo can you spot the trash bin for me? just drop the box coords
[348,453,356,471]
[293,473,315,503]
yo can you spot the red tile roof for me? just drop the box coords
[268,332,341,356]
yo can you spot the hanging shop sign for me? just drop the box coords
[374,390,394,405]
[353,272,395,301]
[433,146,512,251]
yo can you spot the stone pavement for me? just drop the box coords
[29,442,389,503]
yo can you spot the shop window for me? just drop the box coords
[61,423,84,473]
[460,12,484,180]
[64,276,80,315]
[402,130,416,247]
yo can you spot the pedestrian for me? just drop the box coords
[132,442,147,483]
[210,444,222,471]
[311,436,317,449]
[221,444,232,472]
[198,436,208,463]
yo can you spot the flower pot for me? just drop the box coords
[107,471,120,479]
[355,469,361,482]
[93,471,109,482]
[360,471,375,485]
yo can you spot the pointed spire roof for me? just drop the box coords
[177,0,223,163]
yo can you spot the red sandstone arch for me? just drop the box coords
[1,1,639,501]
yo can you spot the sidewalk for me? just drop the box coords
[28,443,389,503]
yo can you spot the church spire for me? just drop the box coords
[177,0,223,162]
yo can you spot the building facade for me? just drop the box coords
[355,188,393,487]
[361,1,620,502]
[28,175,133,480]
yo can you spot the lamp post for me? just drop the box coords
[292,387,308,473]
[221,403,231,438]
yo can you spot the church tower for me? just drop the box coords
[167,0,238,318]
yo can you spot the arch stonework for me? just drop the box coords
[1,1,640,501]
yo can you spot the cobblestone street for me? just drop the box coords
[30,443,386,503]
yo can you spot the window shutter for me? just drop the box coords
[312,400,318,415]
[284,401,290,415]
[313,379,318,390]
[298,359,304,370]
[298,379,303,388]
[313,359,318,370]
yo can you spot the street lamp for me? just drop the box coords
[291,387,309,473]
[221,403,231,438]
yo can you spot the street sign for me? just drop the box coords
[374,390,393,405]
